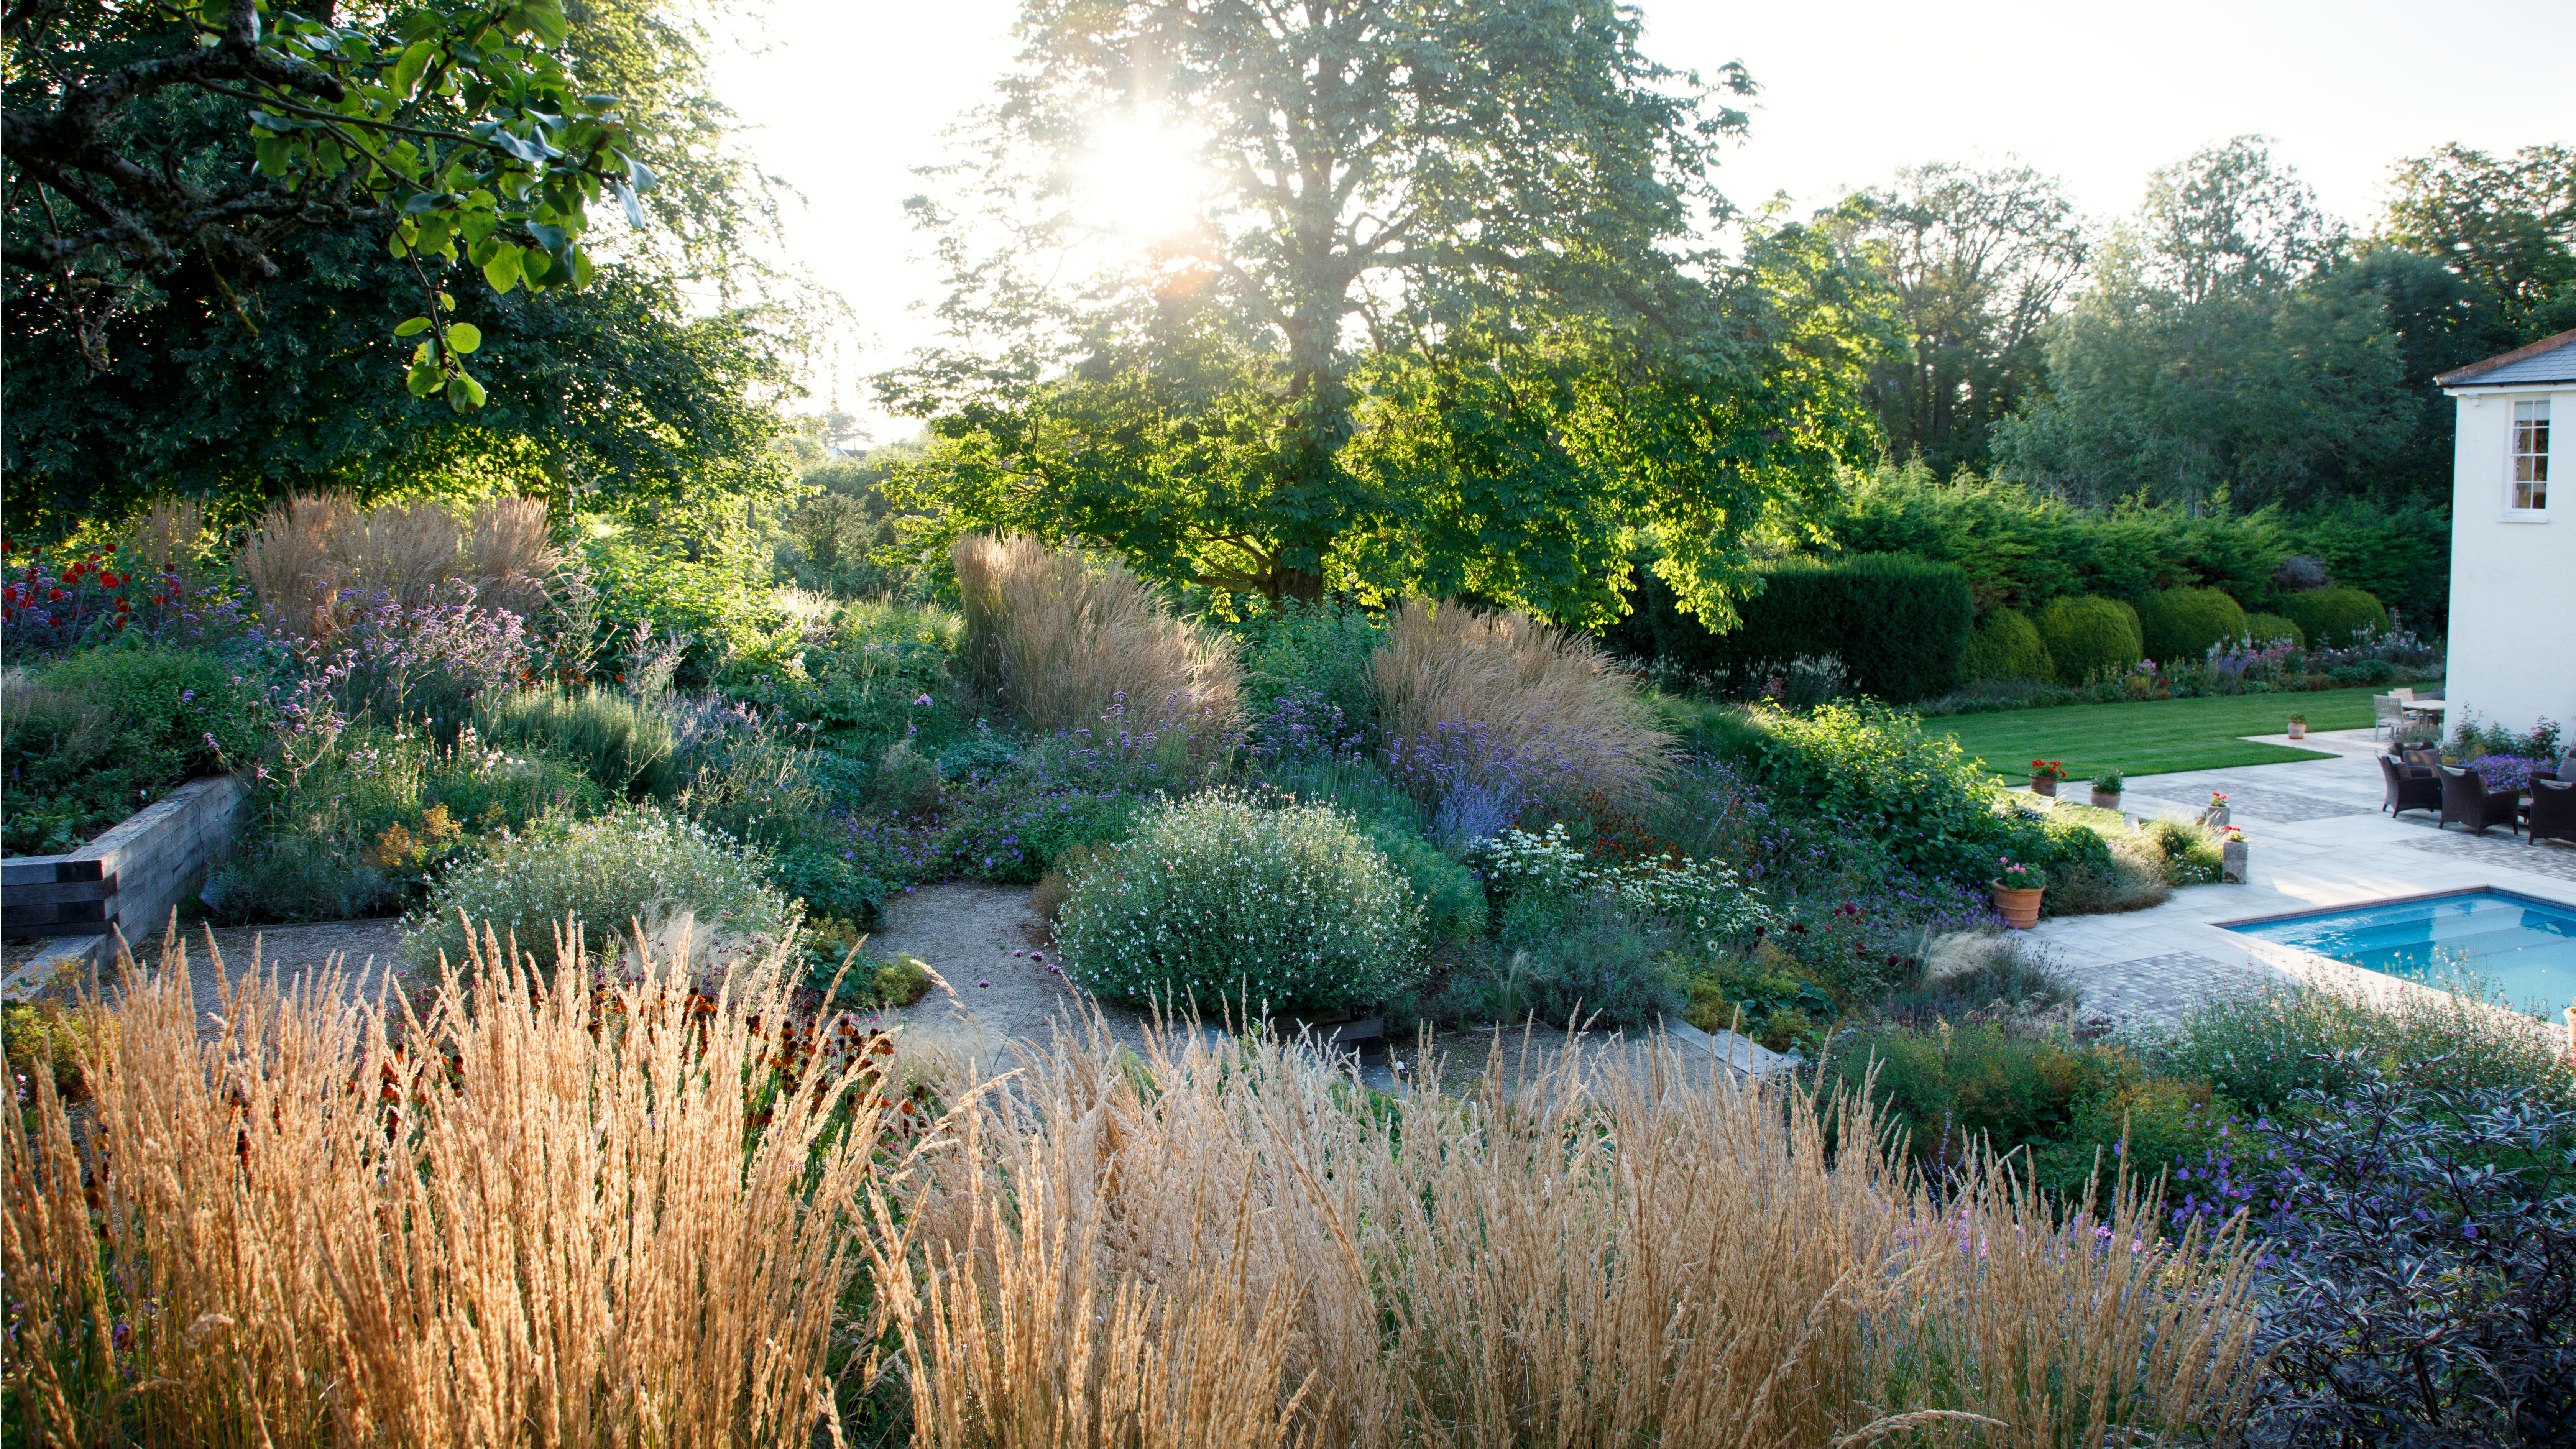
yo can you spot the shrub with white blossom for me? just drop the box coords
[1477,823,1771,947]
[1056,790,1423,1020]
[402,807,790,973]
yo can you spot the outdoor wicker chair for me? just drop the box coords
[2380,754,2440,817]
[2440,766,2521,835]
[2529,777,2576,847]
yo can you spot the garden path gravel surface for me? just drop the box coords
[161,919,409,1036]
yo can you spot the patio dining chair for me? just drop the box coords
[2530,778,2576,847]
[2380,754,2440,817]
[2440,766,2522,836]
[2371,693,2407,742]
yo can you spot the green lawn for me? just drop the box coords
[1928,688,2388,781]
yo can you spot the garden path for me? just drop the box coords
[2020,728,2576,1030]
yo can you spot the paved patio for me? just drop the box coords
[2021,727,2576,1027]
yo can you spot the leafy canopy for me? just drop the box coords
[881,0,1884,627]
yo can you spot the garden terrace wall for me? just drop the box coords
[2,775,245,971]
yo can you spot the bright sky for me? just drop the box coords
[710,0,2574,436]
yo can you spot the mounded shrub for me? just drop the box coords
[1610,553,1974,702]
[1056,790,1424,1019]
[1962,608,2054,683]
[402,808,790,972]
[2134,588,2248,668]
[2242,611,2305,648]
[2034,595,2143,685]
[476,686,678,799]
[2273,586,2389,649]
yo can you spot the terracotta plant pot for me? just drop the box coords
[1990,882,2044,929]
[2029,776,2058,798]
[2221,840,2249,884]
[2090,788,2123,811]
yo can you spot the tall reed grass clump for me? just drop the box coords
[2,925,907,1449]
[870,1022,2264,1448]
[475,684,680,799]
[1373,598,1671,813]
[950,533,1240,743]
[240,493,561,640]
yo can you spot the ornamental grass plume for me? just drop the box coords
[1372,598,1671,813]
[1,920,909,1449]
[870,1018,2264,1449]
[240,493,562,641]
[949,532,1242,748]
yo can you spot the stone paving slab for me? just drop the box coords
[2067,950,2277,1024]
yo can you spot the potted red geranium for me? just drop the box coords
[1990,857,2046,928]
[2029,759,2069,797]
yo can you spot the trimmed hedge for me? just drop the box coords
[1964,608,2054,683]
[2275,587,2390,649]
[1610,553,1973,702]
[2035,596,2143,685]
[2244,611,2305,647]
[2135,588,2249,668]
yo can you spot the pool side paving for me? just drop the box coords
[2015,728,2576,1030]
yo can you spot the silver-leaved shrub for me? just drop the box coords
[1057,790,1423,1020]
[402,807,789,973]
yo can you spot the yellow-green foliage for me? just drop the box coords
[1963,607,2055,682]
[2135,588,2249,667]
[2243,611,2305,647]
[2274,586,2390,649]
[2036,595,2144,685]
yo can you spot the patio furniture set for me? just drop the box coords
[2370,688,2446,743]
[2379,748,2576,846]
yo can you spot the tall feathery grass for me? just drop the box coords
[950,532,1241,741]
[8,933,2265,1448]
[2,923,903,1449]
[869,1024,2264,1449]
[240,493,561,639]
[1373,599,1672,811]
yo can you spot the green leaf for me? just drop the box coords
[481,245,524,293]
[407,364,444,397]
[447,373,488,411]
[393,39,435,97]
[444,322,483,355]
[394,316,433,337]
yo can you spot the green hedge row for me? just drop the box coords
[1611,553,1973,702]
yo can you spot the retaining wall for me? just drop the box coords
[3,774,246,951]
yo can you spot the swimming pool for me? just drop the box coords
[2225,889,2576,1017]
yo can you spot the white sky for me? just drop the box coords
[710,0,2574,437]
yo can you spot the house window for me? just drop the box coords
[2512,399,2549,509]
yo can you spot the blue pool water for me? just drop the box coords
[2226,890,2576,1017]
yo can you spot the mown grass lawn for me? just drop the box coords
[1929,687,2391,781]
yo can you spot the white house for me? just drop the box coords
[2437,328,2576,737]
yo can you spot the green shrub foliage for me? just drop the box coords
[1962,608,2054,683]
[2034,595,2143,685]
[2134,588,2248,667]
[475,687,678,799]
[1,648,266,854]
[2273,586,2389,649]
[2242,611,2305,647]
[1056,791,1424,1019]
[402,808,790,973]
[1610,553,1973,702]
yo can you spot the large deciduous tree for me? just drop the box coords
[880,0,1883,626]
[2384,142,2576,337]
[1837,161,2086,476]
[1993,138,2413,509]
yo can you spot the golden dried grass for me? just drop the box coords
[870,1022,2263,1449]
[950,532,1241,740]
[1,922,902,1448]
[1372,598,1672,809]
[239,493,562,639]
[123,497,207,571]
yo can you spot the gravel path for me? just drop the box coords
[861,883,1155,1079]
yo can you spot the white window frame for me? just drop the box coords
[2507,395,2552,515]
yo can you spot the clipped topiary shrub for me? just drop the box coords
[402,808,790,973]
[1610,554,1973,702]
[2242,611,2305,648]
[1963,608,2055,683]
[2034,595,2143,685]
[2274,586,2389,649]
[1056,790,1424,1019]
[2134,588,2248,668]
